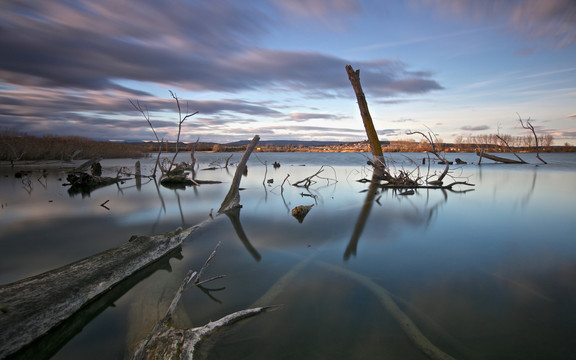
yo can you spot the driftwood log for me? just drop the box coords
[0,227,198,359]
[476,150,526,164]
[0,135,260,359]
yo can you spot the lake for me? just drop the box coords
[1,152,576,359]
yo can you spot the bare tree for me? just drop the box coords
[518,113,547,164]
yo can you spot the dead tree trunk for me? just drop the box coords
[345,65,389,180]
[218,135,260,213]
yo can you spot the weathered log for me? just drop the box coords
[65,172,121,193]
[71,157,103,173]
[7,252,181,360]
[475,151,526,164]
[0,226,200,359]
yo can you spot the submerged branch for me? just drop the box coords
[318,262,458,360]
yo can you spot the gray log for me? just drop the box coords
[0,226,198,359]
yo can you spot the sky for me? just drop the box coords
[1,0,575,145]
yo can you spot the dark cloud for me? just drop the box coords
[461,125,490,131]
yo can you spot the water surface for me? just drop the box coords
[1,152,575,359]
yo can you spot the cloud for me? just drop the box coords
[418,0,576,47]
[0,1,441,96]
[270,0,363,30]
[287,112,344,122]
[392,118,417,123]
[0,0,442,142]
[461,125,490,131]
[568,113,576,118]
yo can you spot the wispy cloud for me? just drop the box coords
[352,25,501,51]
[461,125,490,131]
[418,0,576,48]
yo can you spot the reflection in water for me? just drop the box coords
[224,206,261,262]
[344,176,379,260]
[2,153,576,360]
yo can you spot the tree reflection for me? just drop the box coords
[343,176,472,261]
[224,206,261,262]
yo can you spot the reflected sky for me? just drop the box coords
[1,152,576,359]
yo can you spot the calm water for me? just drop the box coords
[1,152,576,359]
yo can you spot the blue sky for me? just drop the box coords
[1,0,575,144]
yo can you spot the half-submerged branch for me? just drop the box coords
[132,247,272,360]
[319,262,458,360]
[475,150,526,164]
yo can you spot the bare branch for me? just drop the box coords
[518,113,547,164]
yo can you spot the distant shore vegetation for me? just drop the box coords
[1,128,573,162]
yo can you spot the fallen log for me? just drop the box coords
[475,151,526,164]
[0,135,260,359]
[0,227,199,359]
[65,172,123,195]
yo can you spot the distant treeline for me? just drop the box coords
[0,129,149,161]
[374,133,574,153]
[1,129,573,161]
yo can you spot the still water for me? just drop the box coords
[1,152,576,359]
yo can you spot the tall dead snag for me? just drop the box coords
[167,91,198,175]
[218,135,260,213]
[346,65,390,180]
[518,114,547,164]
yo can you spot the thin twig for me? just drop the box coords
[194,241,222,285]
